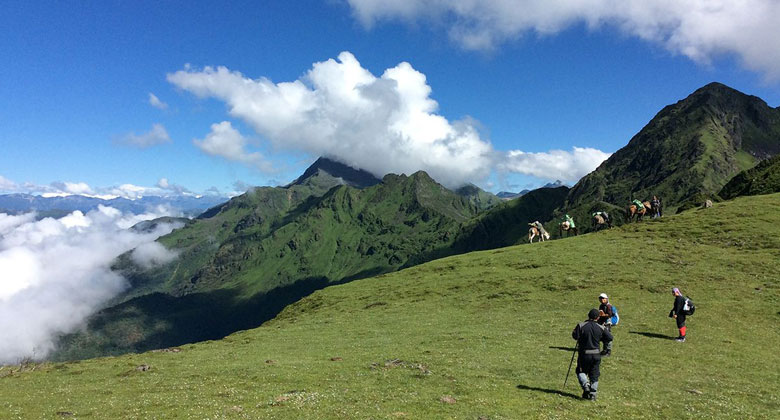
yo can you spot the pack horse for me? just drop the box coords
[528,222,550,243]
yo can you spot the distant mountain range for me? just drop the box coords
[497,180,565,200]
[53,82,780,361]
[0,193,228,218]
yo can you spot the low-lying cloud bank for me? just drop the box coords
[347,0,780,81]
[169,52,610,187]
[501,147,611,181]
[0,206,182,364]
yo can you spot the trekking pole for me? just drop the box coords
[563,342,578,389]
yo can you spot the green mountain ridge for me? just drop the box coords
[53,165,508,360]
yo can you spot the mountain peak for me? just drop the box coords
[409,170,436,183]
[694,81,738,94]
[290,157,381,189]
[682,81,768,111]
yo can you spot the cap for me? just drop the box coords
[598,293,608,299]
[588,309,600,319]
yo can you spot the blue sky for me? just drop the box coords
[2,1,779,197]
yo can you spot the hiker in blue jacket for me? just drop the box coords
[597,293,614,356]
[597,293,614,328]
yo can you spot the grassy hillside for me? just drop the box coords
[719,154,780,199]
[5,193,778,419]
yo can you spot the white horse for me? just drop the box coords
[528,223,550,243]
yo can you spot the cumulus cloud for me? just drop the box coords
[347,0,780,80]
[168,52,495,187]
[0,205,182,363]
[117,123,171,148]
[148,92,168,110]
[193,121,274,172]
[500,147,611,183]
[50,181,94,196]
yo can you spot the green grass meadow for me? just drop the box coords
[2,194,779,419]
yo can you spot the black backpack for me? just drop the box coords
[683,297,695,315]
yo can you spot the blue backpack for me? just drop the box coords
[610,306,620,326]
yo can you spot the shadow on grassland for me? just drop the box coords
[629,331,676,340]
[516,384,580,400]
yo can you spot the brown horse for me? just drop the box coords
[625,201,651,222]
[528,223,550,243]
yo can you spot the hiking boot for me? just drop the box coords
[581,383,591,400]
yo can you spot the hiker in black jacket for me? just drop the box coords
[572,309,614,400]
[670,287,687,342]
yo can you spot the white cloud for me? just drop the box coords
[117,123,171,148]
[193,121,274,172]
[131,241,178,269]
[0,213,36,236]
[99,183,195,201]
[4,179,221,201]
[168,52,494,187]
[156,178,194,196]
[0,175,17,192]
[169,52,610,187]
[148,92,169,110]
[347,0,780,80]
[500,147,611,183]
[105,183,153,199]
[52,181,94,196]
[0,206,182,363]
